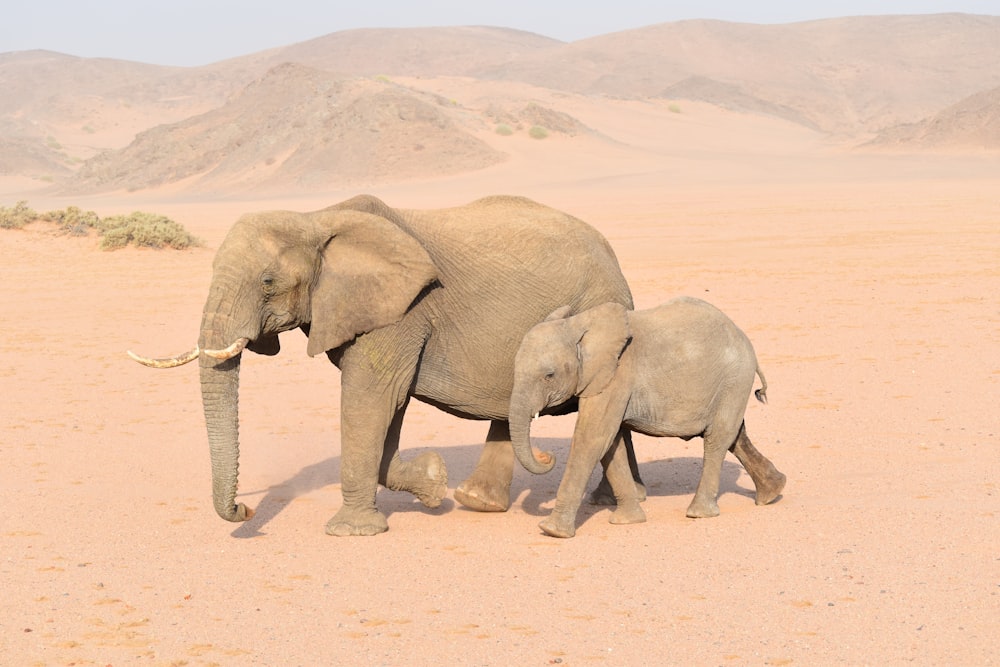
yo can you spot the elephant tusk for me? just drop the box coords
[203,337,250,360]
[533,412,539,420]
[127,346,200,368]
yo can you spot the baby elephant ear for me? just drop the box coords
[575,302,631,397]
[306,209,438,357]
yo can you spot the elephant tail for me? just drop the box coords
[753,364,768,404]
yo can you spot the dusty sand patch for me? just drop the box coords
[2,124,998,666]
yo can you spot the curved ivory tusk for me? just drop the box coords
[127,346,200,368]
[202,337,250,360]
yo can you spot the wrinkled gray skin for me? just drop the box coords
[180,195,638,536]
[510,298,786,538]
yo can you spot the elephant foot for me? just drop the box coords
[325,506,389,537]
[754,469,787,506]
[609,502,646,526]
[589,477,647,506]
[685,498,720,519]
[454,475,511,512]
[410,451,448,509]
[539,514,576,538]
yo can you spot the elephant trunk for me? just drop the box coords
[509,393,556,475]
[200,355,253,521]
[198,286,255,523]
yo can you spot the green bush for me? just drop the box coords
[0,200,38,229]
[668,103,682,114]
[43,205,100,236]
[495,123,514,136]
[1,201,200,250]
[97,211,200,250]
[528,125,549,140]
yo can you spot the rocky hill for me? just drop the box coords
[866,85,1000,151]
[3,15,1000,193]
[63,63,507,193]
[473,15,1000,135]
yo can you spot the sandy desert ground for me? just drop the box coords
[2,75,1000,666]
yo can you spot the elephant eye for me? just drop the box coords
[261,275,276,293]
[543,371,555,381]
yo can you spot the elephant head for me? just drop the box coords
[129,196,438,522]
[509,302,631,475]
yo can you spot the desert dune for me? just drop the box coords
[2,16,998,666]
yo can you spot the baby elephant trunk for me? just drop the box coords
[509,396,556,475]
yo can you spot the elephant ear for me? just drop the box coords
[574,302,631,397]
[543,305,574,322]
[305,209,438,357]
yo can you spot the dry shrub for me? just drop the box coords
[0,201,38,229]
[528,125,549,139]
[1,201,200,250]
[97,212,200,250]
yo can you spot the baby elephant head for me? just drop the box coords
[509,302,632,474]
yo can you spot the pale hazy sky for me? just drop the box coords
[2,1,997,67]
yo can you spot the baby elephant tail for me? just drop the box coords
[753,364,768,404]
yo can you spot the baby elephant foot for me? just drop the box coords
[454,475,511,512]
[754,469,787,506]
[325,506,389,536]
[685,498,720,519]
[609,502,646,526]
[589,477,647,506]
[410,451,448,509]
[589,476,617,506]
[539,513,577,538]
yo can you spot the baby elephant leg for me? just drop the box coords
[729,422,786,506]
[602,430,646,526]
[589,429,646,505]
[686,432,729,518]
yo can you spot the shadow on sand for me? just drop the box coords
[229,435,771,538]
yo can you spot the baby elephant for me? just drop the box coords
[510,297,786,538]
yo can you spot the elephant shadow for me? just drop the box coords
[515,439,756,525]
[231,454,343,538]
[230,442,482,538]
[231,436,756,538]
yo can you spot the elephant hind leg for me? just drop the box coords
[453,420,515,512]
[729,422,786,506]
[687,422,744,518]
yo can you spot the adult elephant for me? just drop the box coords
[129,194,635,536]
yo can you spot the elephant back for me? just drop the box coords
[402,196,633,418]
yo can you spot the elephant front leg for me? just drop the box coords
[541,400,623,538]
[327,357,413,536]
[327,412,389,537]
[454,420,515,512]
[379,397,448,509]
